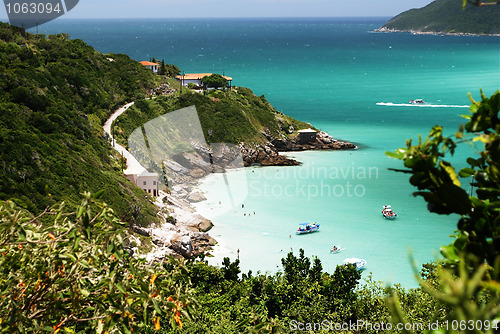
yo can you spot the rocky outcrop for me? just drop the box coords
[171,234,193,258]
[240,143,300,167]
[130,197,217,261]
[148,83,176,96]
[240,130,356,167]
[272,131,357,152]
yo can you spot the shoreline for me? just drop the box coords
[105,92,357,261]
[106,100,357,261]
[158,138,357,260]
[372,27,500,37]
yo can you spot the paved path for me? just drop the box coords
[103,102,147,175]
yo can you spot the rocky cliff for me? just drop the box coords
[241,130,356,167]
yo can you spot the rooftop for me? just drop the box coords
[138,170,159,177]
[140,61,159,66]
[175,73,233,81]
[297,128,317,133]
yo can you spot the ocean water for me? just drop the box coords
[32,18,500,286]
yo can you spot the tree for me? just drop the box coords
[159,59,166,75]
[201,74,228,89]
[164,64,180,77]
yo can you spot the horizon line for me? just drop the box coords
[1,16,392,22]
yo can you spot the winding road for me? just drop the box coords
[103,102,147,175]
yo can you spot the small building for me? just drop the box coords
[125,170,159,197]
[140,61,159,73]
[175,73,232,88]
[297,128,317,144]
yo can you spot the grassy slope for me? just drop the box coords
[381,0,500,35]
[114,88,314,149]
[0,22,159,226]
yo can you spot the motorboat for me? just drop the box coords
[343,258,367,271]
[382,205,397,219]
[296,222,320,234]
[409,99,425,104]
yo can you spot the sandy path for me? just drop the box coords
[103,102,147,175]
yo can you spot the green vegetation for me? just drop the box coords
[0,22,159,225]
[379,0,500,35]
[150,58,180,77]
[0,193,452,333]
[0,193,195,333]
[114,88,313,148]
[387,89,500,332]
[201,73,228,89]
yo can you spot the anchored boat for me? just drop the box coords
[296,222,320,234]
[382,205,397,219]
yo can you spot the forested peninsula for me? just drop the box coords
[375,0,500,36]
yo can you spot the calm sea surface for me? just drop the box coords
[32,18,500,286]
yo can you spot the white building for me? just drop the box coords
[175,73,232,87]
[140,61,159,74]
[125,170,159,197]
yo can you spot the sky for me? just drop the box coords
[1,0,435,20]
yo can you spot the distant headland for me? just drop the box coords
[374,0,500,37]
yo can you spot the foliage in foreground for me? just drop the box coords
[0,192,195,333]
[387,90,500,332]
[1,191,485,333]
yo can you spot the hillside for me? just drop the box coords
[113,88,312,148]
[113,88,355,173]
[376,0,500,36]
[0,22,159,225]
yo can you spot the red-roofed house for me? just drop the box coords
[175,73,232,88]
[140,61,159,73]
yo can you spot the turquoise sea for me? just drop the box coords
[32,18,500,286]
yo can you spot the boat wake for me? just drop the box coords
[376,102,469,108]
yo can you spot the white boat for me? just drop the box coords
[382,205,397,219]
[343,258,367,271]
[296,222,320,234]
